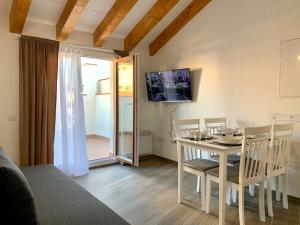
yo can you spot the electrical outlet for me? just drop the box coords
[270,113,300,122]
[8,114,17,122]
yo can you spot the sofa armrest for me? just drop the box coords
[0,148,38,225]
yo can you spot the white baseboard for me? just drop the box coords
[89,157,118,168]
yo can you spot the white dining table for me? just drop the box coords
[175,137,242,225]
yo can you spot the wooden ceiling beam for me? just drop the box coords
[9,0,32,33]
[56,0,89,41]
[124,0,179,52]
[93,0,137,47]
[149,0,211,56]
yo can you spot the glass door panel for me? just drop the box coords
[115,56,137,166]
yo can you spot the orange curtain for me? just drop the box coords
[19,36,59,166]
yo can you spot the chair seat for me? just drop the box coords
[206,166,240,184]
[184,158,219,172]
[211,154,240,165]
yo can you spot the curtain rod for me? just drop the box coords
[14,34,114,54]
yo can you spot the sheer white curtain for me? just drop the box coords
[54,48,89,177]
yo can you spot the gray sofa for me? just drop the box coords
[0,148,130,225]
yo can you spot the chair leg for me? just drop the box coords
[178,162,183,204]
[259,181,266,222]
[267,177,274,217]
[239,186,245,225]
[196,176,201,193]
[282,174,288,209]
[232,187,238,203]
[249,184,255,196]
[275,176,281,201]
[206,175,211,214]
[201,175,206,211]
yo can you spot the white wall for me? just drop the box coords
[135,0,300,196]
[0,15,19,164]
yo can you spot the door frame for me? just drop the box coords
[115,55,139,167]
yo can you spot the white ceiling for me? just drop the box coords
[26,0,194,39]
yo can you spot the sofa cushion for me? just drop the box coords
[0,148,38,225]
[21,165,130,225]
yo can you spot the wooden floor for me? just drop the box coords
[74,157,300,225]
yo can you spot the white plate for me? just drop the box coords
[247,134,267,139]
[215,136,243,145]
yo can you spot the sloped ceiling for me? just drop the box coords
[27,0,193,39]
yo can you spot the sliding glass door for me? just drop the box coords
[115,55,138,166]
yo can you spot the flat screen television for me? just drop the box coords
[145,68,192,102]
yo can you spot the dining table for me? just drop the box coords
[174,137,242,225]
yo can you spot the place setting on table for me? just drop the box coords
[181,127,244,146]
[181,127,271,149]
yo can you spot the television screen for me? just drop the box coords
[145,68,192,102]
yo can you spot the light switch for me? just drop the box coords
[8,114,17,122]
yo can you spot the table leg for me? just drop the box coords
[219,152,227,225]
[177,141,184,203]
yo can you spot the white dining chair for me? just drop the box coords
[206,125,271,225]
[174,119,219,211]
[266,123,294,217]
[204,117,227,135]
[205,117,240,166]
[205,117,241,204]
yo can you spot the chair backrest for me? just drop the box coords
[174,119,200,138]
[267,123,294,176]
[174,119,201,160]
[204,117,227,135]
[239,125,271,186]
